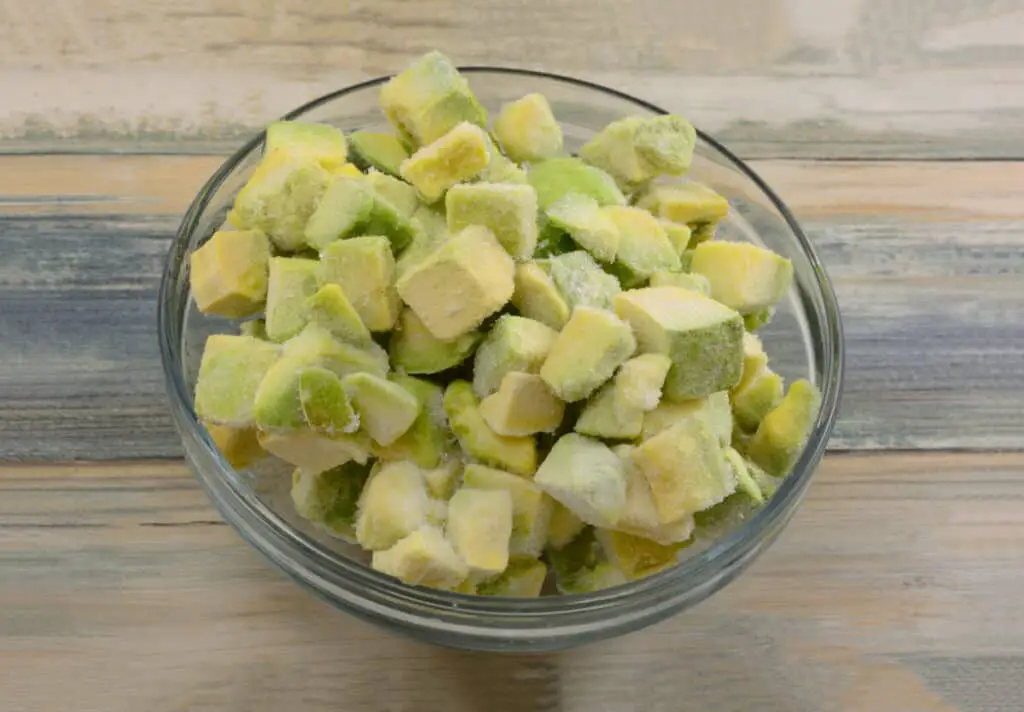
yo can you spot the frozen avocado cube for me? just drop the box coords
[253,356,310,431]
[447,488,514,579]
[396,225,515,341]
[380,51,487,148]
[691,241,794,314]
[642,390,732,446]
[533,218,575,258]
[579,115,694,191]
[476,558,547,598]
[637,182,729,226]
[546,502,586,550]
[614,287,743,400]
[265,257,319,342]
[265,121,348,169]
[303,177,375,250]
[472,315,558,398]
[649,270,710,295]
[356,461,432,551]
[535,433,628,528]
[511,262,571,330]
[462,464,554,558]
[194,334,280,426]
[443,381,537,476]
[291,462,370,541]
[258,429,372,473]
[659,219,693,255]
[421,458,462,499]
[633,416,736,523]
[318,236,401,332]
[746,379,821,477]
[282,324,389,379]
[373,374,450,469]
[732,369,784,433]
[190,229,270,318]
[612,445,695,545]
[540,306,636,402]
[546,193,620,263]
[389,308,479,375]
[349,131,410,177]
[365,170,419,218]
[445,182,538,260]
[361,190,420,254]
[400,122,491,203]
[595,528,684,581]
[298,366,359,435]
[305,283,372,346]
[574,383,644,440]
[615,354,672,413]
[204,423,264,469]
[527,157,626,211]
[493,93,564,163]
[547,526,625,594]
[603,206,680,279]
[372,525,469,589]
[544,251,621,311]
[479,372,565,436]
[341,372,420,447]
[232,149,332,252]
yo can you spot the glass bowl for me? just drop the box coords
[158,68,844,653]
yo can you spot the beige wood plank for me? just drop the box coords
[1,453,1022,711]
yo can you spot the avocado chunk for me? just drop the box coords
[540,306,636,402]
[447,488,514,579]
[493,93,564,163]
[303,176,375,250]
[642,390,732,446]
[305,283,372,346]
[349,131,410,177]
[445,182,539,260]
[614,286,743,400]
[265,257,320,342]
[421,458,462,499]
[636,182,729,226]
[258,429,372,473]
[282,324,389,379]
[297,365,359,435]
[373,374,451,469]
[443,381,537,476]
[389,308,479,375]
[462,464,554,558]
[746,379,821,476]
[372,525,469,589]
[253,356,312,431]
[649,270,710,295]
[546,502,586,550]
[341,372,420,447]
[546,526,626,594]
[732,369,784,433]
[400,122,491,202]
[602,205,680,279]
[615,353,672,413]
[579,115,696,191]
[690,241,794,314]
[659,219,693,255]
[612,444,695,545]
[693,453,778,542]
[535,433,628,528]
[190,229,270,318]
[396,225,515,341]
[291,462,370,541]
[365,170,420,218]
[379,50,487,148]
[472,314,558,397]
[317,236,401,332]
[265,120,348,170]
[527,157,626,211]
[204,423,264,469]
[194,334,280,426]
[546,193,620,262]
[574,383,644,440]
[476,558,548,598]
[479,372,565,436]
[543,250,621,311]
[356,461,432,551]
[511,262,571,330]
[595,528,684,581]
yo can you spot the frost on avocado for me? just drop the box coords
[447,488,514,578]
[649,270,710,295]
[374,374,451,469]
[472,315,558,398]
[356,461,432,551]
[372,525,469,589]
[579,114,695,191]
[746,379,821,477]
[602,206,680,280]
[265,257,320,342]
[476,558,547,598]
[544,251,621,311]
[445,182,538,260]
[305,283,372,347]
[545,193,619,263]
[691,241,793,315]
[478,372,565,437]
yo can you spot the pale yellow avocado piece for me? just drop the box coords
[724,446,764,504]
[318,236,401,332]
[205,423,264,469]
[232,148,332,251]
[633,415,737,523]
[421,458,462,499]
[443,381,537,476]
[493,93,564,163]
[396,225,515,341]
[282,324,389,380]
[298,366,359,435]
[447,488,514,579]
[540,306,636,402]
[649,270,710,296]
[478,372,563,437]
[462,464,554,558]
[341,372,420,447]
[258,429,372,473]
[545,192,620,263]
[511,262,571,330]
[472,315,558,398]
[602,206,680,279]
[265,257,319,342]
[356,461,432,551]
[265,121,348,170]
[579,115,696,191]
[400,122,491,202]
[659,220,693,255]
[732,369,784,433]
[374,375,450,469]
[746,379,821,477]
[332,163,363,178]
[476,558,547,598]
[546,502,586,550]
[642,390,733,446]
[389,308,479,375]
[372,525,469,590]
[194,334,280,426]
[305,283,372,346]
[534,433,628,528]
[614,287,743,400]
[636,182,729,226]
[735,332,768,393]
[615,353,673,413]
[546,526,626,594]
[595,528,685,581]
[611,444,695,545]
[574,383,644,440]
[190,229,270,318]
[291,463,369,541]
[446,182,538,260]
[303,176,375,250]
[365,170,420,218]
[691,241,794,314]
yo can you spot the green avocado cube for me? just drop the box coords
[265,257,320,342]
[291,462,370,541]
[396,225,515,341]
[194,334,280,426]
[462,464,554,558]
[389,308,479,375]
[356,461,432,551]
[636,182,729,226]
[614,286,743,400]
[400,122,491,203]
[373,374,450,469]
[303,176,375,250]
[544,250,621,311]
[190,229,270,318]
[365,170,420,218]
[511,262,571,330]
[603,206,680,279]
[476,558,548,598]
[746,379,821,477]
[691,241,794,314]
[445,182,539,260]
[297,365,359,435]
[372,525,469,589]
[546,526,625,594]
[611,445,695,545]
[447,488,514,579]
[349,131,410,177]
[258,429,372,473]
[535,433,628,528]
[574,383,644,440]
[615,353,672,413]
[265,121,348,170]
[493,93,564,163]
[546,193,620,263]
[479,372,565,436]
[443,381,537,476]
[472,315,558,397]
[305,283,372,346]
[282,324,389,379]
[649,270,710,295]
[540,306,636,402]
[317,236,401,332]
[732,369,784,433]
[341,372,420,447]
[634,115,696,176]
[579,115,695,191]
[526,157,626,211]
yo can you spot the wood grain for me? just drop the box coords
[2,452,1022,711]
[1,0,1023,158]
[0,156,1021,460]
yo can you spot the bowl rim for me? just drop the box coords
[158,65,844,637]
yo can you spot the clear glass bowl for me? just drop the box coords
[158,68,844,652]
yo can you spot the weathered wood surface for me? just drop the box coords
[0,157,1021,460]
[2,453,1022,711]
[1,0,1024,158]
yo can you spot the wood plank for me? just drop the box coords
[1,453,1022,711]
[1,0,1024,158]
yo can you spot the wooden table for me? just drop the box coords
[2,3,1023,710]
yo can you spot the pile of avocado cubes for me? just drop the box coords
[191,50,821,597]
